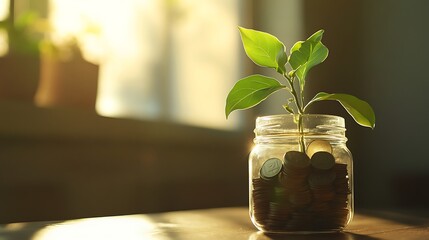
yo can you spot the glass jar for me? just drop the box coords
[249,114,353,233]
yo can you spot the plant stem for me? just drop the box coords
[283,74,303,114]
[300,88,305,113]
[283,73,306,152]
[297,113,305,152]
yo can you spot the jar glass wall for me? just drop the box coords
[249,114,353,233]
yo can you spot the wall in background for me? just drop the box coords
[0,102,250,223]
[303,0,429,209]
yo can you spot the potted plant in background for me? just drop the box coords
[0,10,42,101]
[35,25,100,110]
[225,27,375,233]
[0,6,99,109]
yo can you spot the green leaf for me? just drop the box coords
[238,27,287,74]
[282,104,295,114]
[225,75,285,118]
[306,92,376,129]
[289,30,329,89]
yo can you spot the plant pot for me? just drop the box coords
[0,54,40,102]
[249,114,353,233]
[35,52,99,110]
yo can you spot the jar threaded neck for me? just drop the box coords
[254,114,347,144]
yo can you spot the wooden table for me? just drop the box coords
[0,207,427,240]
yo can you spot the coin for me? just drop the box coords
[252,153,351,231]
[284,151,311,169]
[260,158,283,180]
[306,140,332,158]
[312,188,336,201]
[289,188,312,206]
[311,151,336,170]
[308,170,336,187]
[252,178,273,224]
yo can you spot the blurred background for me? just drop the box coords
[0,0,428,222]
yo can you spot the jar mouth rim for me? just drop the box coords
[256,114,345,122]
[256,114,345,128]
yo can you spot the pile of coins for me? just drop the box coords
[251,150,350,232]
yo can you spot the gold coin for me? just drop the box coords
[306,140,332,158]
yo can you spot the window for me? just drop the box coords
[47,0,243,130]
[0,0,9,56]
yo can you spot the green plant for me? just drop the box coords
[225,27,375,151]
[0,11,43,55]
[0,10,100,63]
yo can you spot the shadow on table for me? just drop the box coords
[248,231,381,240]
[359,209,429,227]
